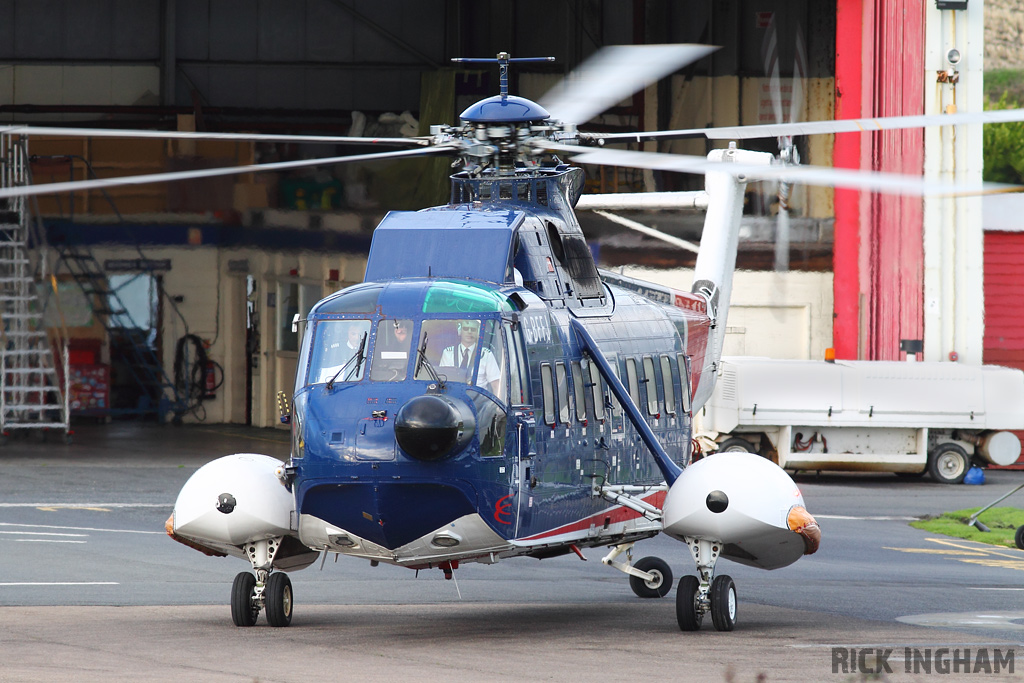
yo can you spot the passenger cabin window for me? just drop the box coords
[625,358,640,408]
[588,361,605,421]
[506,324,527,406]
[370,319,413,382]
[555,362,571,423]
[416,318,505,398]
[571,361,587,423]
[541,363,556,426]
[308,319,370,384]
[643,356,659,416]
[608,362,622,417]
[677,353,692,413]
[661,355,676,415]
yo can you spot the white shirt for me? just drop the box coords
[440,343,501,389]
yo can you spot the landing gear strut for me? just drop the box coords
[677,537,736,632]
[602,543,674,598]
[230,537,293,627]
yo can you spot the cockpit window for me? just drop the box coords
[315,285,382,314]
[307,319,370,384]
[414,318,506,400]
[422,281,513,314]
[370,319,413,382]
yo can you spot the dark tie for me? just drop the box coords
[460,348,468,369]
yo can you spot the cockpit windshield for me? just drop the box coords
[414,318,507,401]
[308,319,371,384]
[370,318,413,382]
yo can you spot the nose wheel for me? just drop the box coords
[230,570,294,627]
[231,571,259,627]
[229,538,294,627]
[676,537,738,632]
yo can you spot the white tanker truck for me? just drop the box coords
[699,357,1024,484]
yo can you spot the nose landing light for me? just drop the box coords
[395,394,476,461]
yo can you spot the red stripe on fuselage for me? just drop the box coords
[518,490,667,541]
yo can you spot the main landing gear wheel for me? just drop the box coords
[629,556,673,599]
[265,572,293,627]
[231,572,259,627]
[710,575,737,632]
[676,575,702,631]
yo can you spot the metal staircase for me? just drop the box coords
[54,246,185,420]
[0,133,70,443]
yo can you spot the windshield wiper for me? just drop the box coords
[326,332,366,390]
[414,332,445,389]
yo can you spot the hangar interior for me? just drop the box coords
[0,0,866,429]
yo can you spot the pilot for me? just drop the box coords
[372,319,412,381]
[439,319,500,393]
[346,325,363,353]
[392,320,410,347]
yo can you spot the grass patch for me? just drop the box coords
[986,69,1024,104]
[910,506,1024,548]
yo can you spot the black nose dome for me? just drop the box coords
[395,395,475,461]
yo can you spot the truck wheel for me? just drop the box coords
[716,437,756,454]
[928,443,969,484]
[1015,525,1024,550]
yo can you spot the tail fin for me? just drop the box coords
[690,146,774,409]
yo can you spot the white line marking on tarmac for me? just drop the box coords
[966,587,1024,591]
[0,503,169,508]
[15,539,87,543]
[0,523,162,535]
[0,530,87,537]
[816,514,917,521]
[0,582,118,587]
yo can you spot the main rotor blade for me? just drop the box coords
[0,144,456,200]
[594,210,701,254]
[760,15,784,129]
[775,207,790,271]
[0,125,429,147]
[587,108,1024,144]
[552,145,1020,196]
[789,27,807,129]
[539,44,717,126]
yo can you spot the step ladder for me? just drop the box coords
[0,133,71,443]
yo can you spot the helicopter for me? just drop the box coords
[2,44,1019,633]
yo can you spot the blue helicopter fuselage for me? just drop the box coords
[288,166,712,563]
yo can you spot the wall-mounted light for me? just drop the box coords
[935,0,967,9]
[946,48,961,66]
